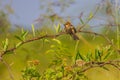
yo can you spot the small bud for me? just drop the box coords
[64,66,72,71]
[76,59,86,67]
[32,60,40,65]
[27,60,40,66]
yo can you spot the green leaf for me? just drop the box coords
[88,12,93,20]
[21,31,28,40]
[95,49,99,60]
[21,28,24,34]
[95,49,103,61]
[101,66,109,71]
[16,42,22,48]
[46,50,54,54]
[50,45,55,48]
[44,39,50,43]
[79,18,84,24]
[2,38,9,51]
[98,50,102,61]
[61,66,64,77]
[54,24,61,33]
[86,52,92,61]
[5,38,8,46]
[56,24,61,33]
[75,52,78,61]
[103,52,112,60]
[31,24,35,37]
[15,35,23,41]
[56,72,62,78]
[54,24,57,32]
[52,39,61,45]
[75,51,84,60]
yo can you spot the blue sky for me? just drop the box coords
[9,0,41,26]
[5,0,102,28]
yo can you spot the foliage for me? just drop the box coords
[21,44,118,80]
[22,60,40,80]
[0,23,119,80]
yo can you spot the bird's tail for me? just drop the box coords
[71,34,79,40]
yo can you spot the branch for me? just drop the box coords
[79,30,120,53]
[0,29,119,80]
[0,29,119,57]
[0,58,14,80]
[78,5,100,30]
[0,32,65,57]
[78,60,120,73]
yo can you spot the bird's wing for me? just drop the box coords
[71,26,77,33]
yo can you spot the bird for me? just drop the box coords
[64,21,79,40]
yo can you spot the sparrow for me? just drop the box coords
[64,22,79,40]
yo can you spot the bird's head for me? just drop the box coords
[64,21,72,28]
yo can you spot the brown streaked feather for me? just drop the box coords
[64,21,79,40]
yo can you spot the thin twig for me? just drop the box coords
[0,29,120,57]
[79,30,120,54]
[0,58,14,80]
[0,30,119,80]
[78,60,120,73]
[78,5,100,30]
[0,32,65,57]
